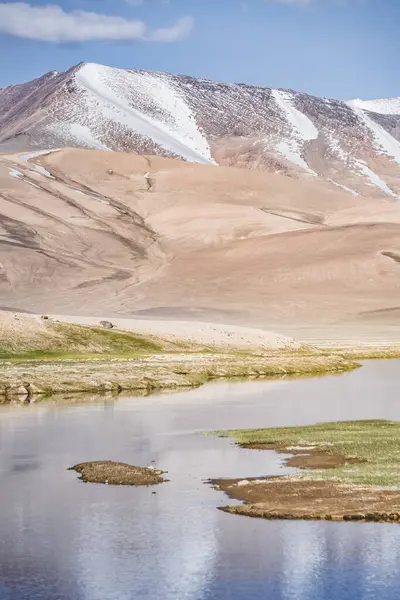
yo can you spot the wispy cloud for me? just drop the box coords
[148,17,194,42]
[0,2,193,42]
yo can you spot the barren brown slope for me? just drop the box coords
[137,222,400,327]
[1,148,400,339]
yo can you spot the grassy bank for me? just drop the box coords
[0,317,360,401]
[0,321,175,359]
[210,421,400,523]
[216,420,400,487]
[0,351,358,402]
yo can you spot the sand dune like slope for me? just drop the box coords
[0,148,399,338]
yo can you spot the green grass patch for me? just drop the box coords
[213,420,400,487]
[50,323,162,353]
[0,322,163,360]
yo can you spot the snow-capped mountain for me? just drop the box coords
[1,62,400,199]
[347,97,400,115]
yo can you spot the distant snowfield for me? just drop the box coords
[348,98,400,115]
[356,161,398,199]
[350,106,400,166]
[272,89,318,176]
[68,63,216,166]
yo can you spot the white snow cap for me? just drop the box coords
[66,63,216,165]
[347,98,400,115]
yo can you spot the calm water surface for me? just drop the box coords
[1,360,400,600]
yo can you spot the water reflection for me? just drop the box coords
[211,517,400,600]
[0,361,400,599]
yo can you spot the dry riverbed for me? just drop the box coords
[211,420,400,523]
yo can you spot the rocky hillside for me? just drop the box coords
[0,62,400,200]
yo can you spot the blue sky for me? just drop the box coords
[0,0,398,100]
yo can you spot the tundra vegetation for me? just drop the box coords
[211,421,400,523]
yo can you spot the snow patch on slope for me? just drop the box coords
[276,141,316,176]
[8,168,23,179]
[327,132,348,162]
[19,148,60,178]
[32,165,54,178]
[356,162,398,198]
[326,178,359,196]
[348,98,400,115]
[272,90,319,141]
[351,106,400,166]
[51,123,111,151]
[72,63,215,165]
[20,149,60,161]
[8,167,40,189]
[272,89,318,176]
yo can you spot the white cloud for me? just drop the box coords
[0,2,193,42]
[149,16,194,42]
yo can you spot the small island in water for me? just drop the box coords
[69,461,167,486]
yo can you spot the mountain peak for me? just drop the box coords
[0,62,400,199]
[347,97,400,115]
